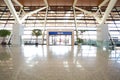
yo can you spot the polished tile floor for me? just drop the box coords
[0,45,120,80]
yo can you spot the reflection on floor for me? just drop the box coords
[0,45,120,80]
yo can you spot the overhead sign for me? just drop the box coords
[49,32,72,35]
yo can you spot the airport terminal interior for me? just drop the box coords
[0,0,120,80]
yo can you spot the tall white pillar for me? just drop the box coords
[97,24,109,47]
[11,23,24,46]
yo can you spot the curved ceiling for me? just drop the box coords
[0,0,120,6]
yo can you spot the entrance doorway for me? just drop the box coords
[47,30,74,46]
[49,35,71,45]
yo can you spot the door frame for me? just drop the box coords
[47,29,74,46]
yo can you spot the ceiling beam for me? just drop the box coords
[73,0,92,15]
[93,0,110,23]
[21,0,48,23]
[73,0,77,7]
[74,6,101,23]
[21,6,47,23]
[43,0,48,7]
[12,0,23,8]
[100,0,118,24]
[12,0,25,16]
[73,0,97,22]
[4,0,21,24]
[74,7,93,15]
[73,0,118,24]
[4,0,47,24]
[99,0,109,8]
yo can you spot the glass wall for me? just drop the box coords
[0,6,120,45]
[49,35,71,45]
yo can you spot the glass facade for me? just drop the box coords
[0,6,120,45]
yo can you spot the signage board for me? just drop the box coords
[49,32,72,35]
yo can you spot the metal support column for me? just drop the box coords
[73,7,78,39]
[42,7,48,45]
[100,0,118,24]
[4,0,21,24]
[12,0,23,7]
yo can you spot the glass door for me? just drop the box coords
[49,35,71,45]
